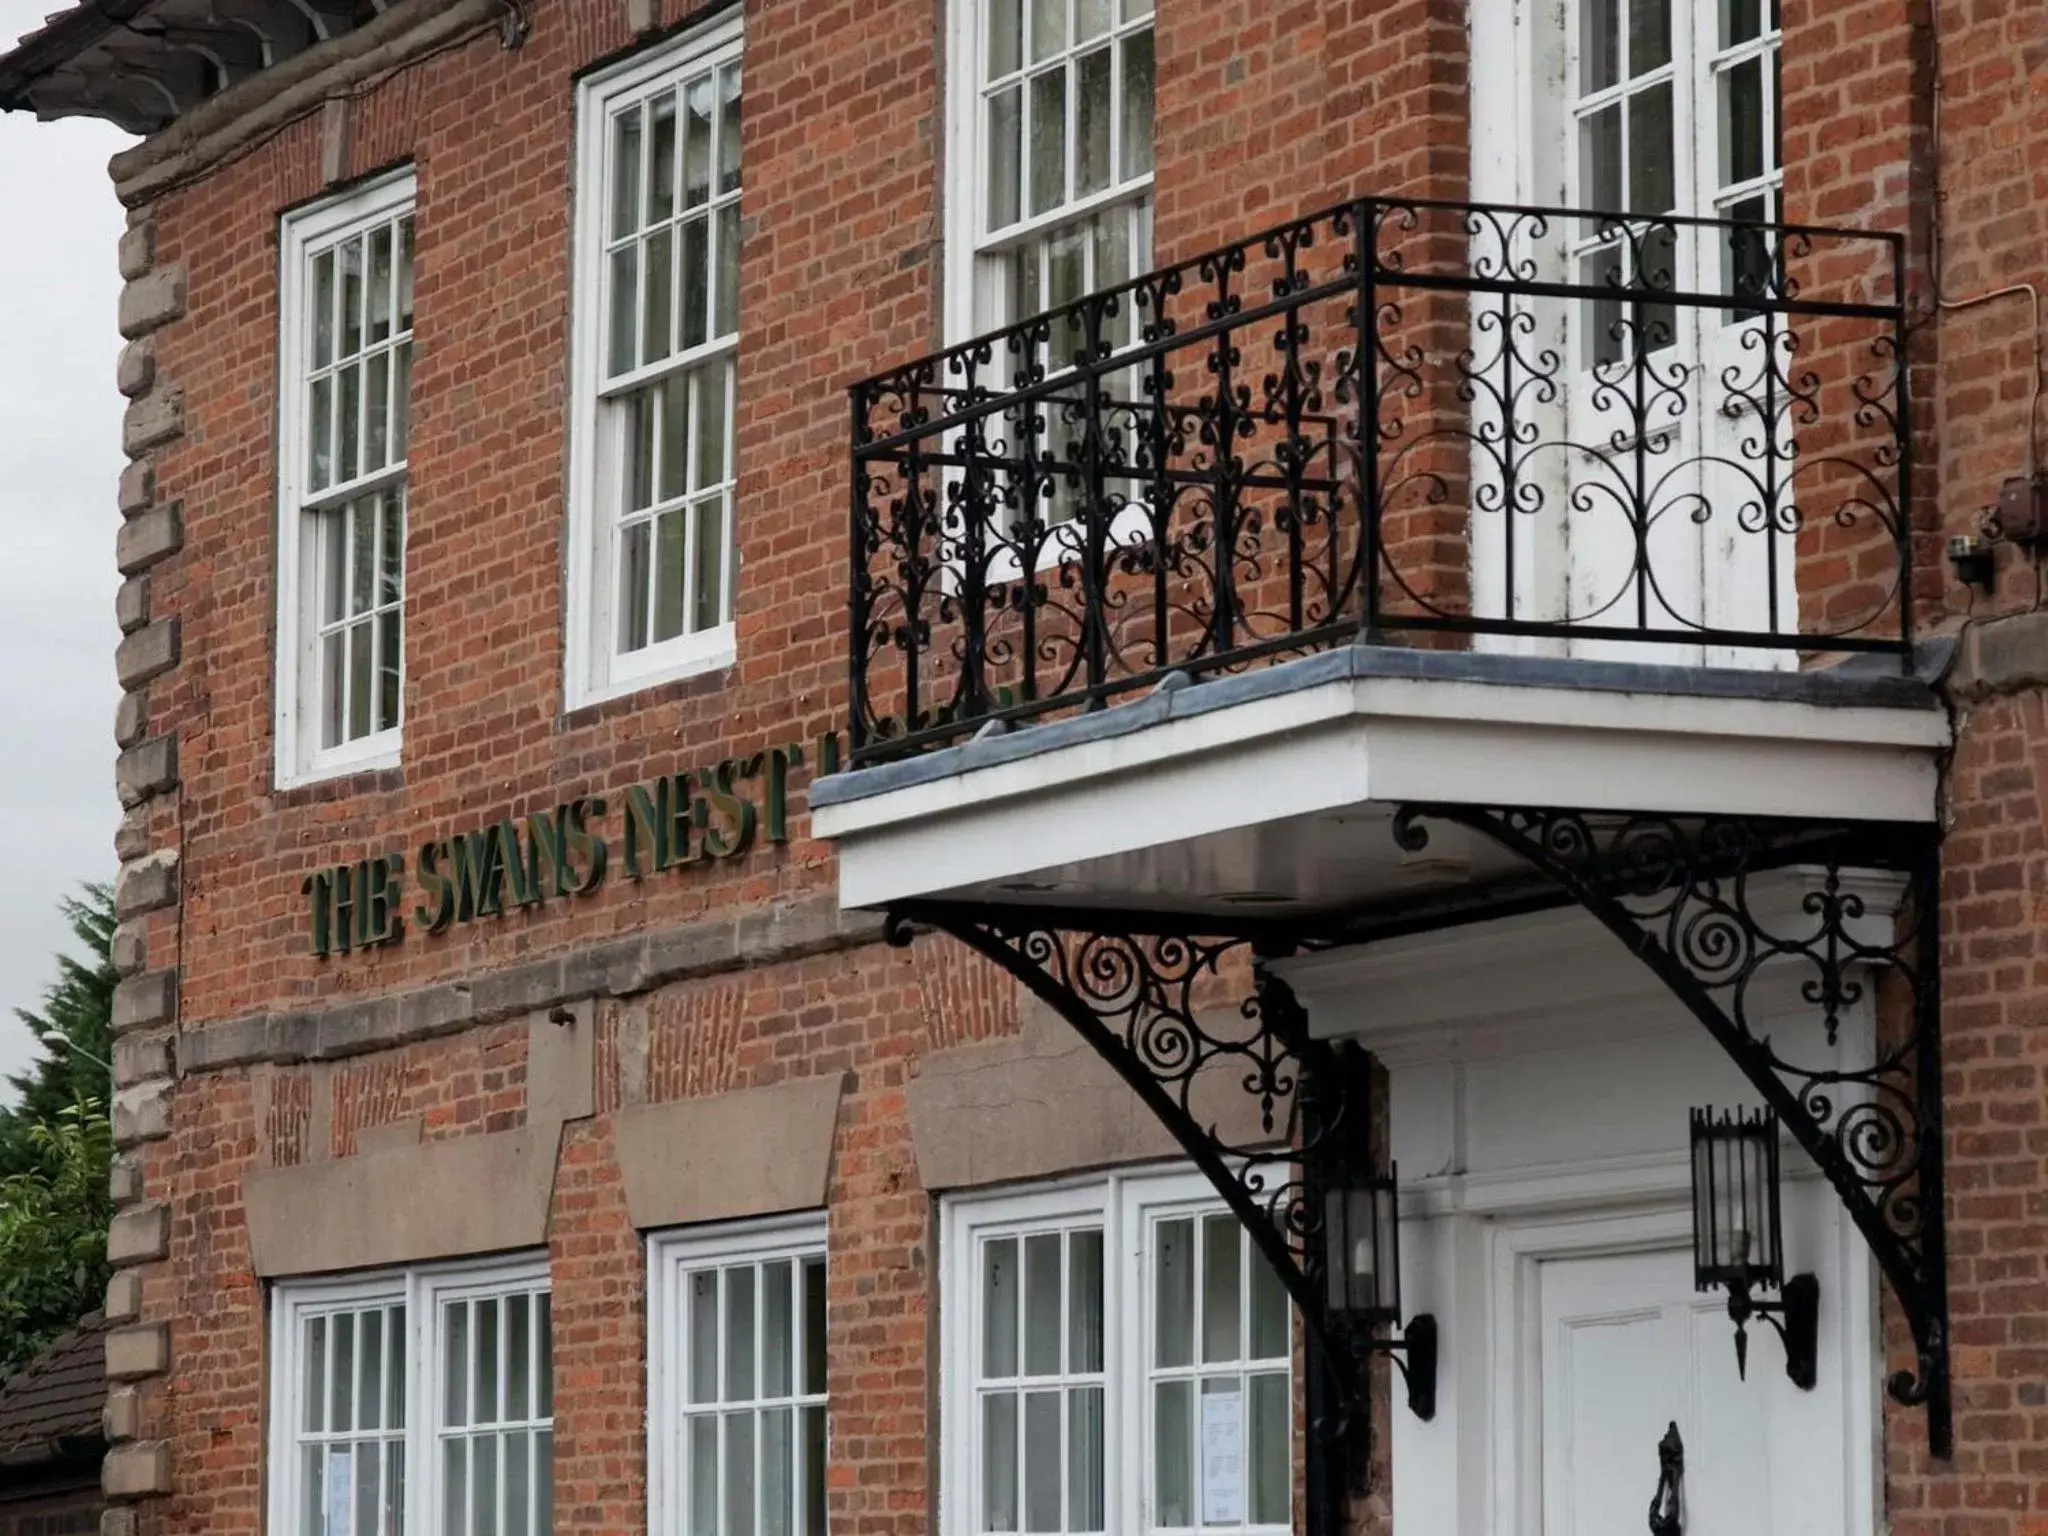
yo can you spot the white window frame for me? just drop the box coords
[267,1255,553,1536]
[274,168,416,788]
[940,1167,1295,1536]
[566,14,744,711]
[647,1214,829,1536]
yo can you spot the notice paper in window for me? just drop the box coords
[325,1448,353,1536]
[1200,1387,1245,1526]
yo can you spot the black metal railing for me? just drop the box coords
[848,195,1911,766]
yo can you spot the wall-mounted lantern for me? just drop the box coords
[1690,1107,1818,1389]
[1323,1165,1438,1420]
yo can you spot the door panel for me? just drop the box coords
[1539,1243,1835,1536]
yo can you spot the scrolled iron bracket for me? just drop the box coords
[1392,804,1950,1457]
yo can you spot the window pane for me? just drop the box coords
[762,1407,793,1536]
[765,1261,794,1409]
[660,377,691,502]
[619,518,651,653]
[989,86,1023,230]
[682,215,709,350]
[655,507,687,643]
[365,352,390,472]
[306,1317,328,1434]
[360,1309,384,1430]
[988,0,1021,77]
[1628,0,1670,75]
[714,202,740,340]
[608,245,638,376]
[1582,0,1618,91]
[1068,1230,1103,1374]
[332,1309,356,1431]
[321,631,345,748]
[341,237,364,358]
[1581,103,1622,210]
[1028,0,1062,61]
[691,496,726,634]
[628,387,658,510]
[309,374,333,491]
[507,1295,531,1422]
[1722,0,1761,44]
[379,492,403,604]
[982,1392,1019,1532]
[723,1412,755,1536]
[984,1237,1019,1377]
[536,1430,553,1536]
[337,361,361,483]
[684,75,715,208]
[1023,1391,1060,1532]
[650,93,678,224]
[443,1440,468,1536]
[368,225,394,345]
[535,1296,553,1419]
[355,1431,378,1536]
[1075,47,1111,196]
[1120,0,1150,21]
[688,1416,717,1536]
[717,65,741,195]
[1023,1234,1062,1377]
[802,1259,827,1397]
[1027,68,1065,217]
[1627,82,1675,213]
[473,1434,498,1536]
[1119,31,1153,179]
[392,342,412,460]
[1076,0,1109,41]
[444,1303,469,1426]
[389,1306,407,1428]
[695,363,729,486]
[1155,1218,1194,1368]
[725,1266,756,1401]
[645,227,674,366]
[1153,1380,1191,1529]
[1248,1250,1288,1361]
[1722,55,1765,186]
[304,1447,326,1536]
[397,219,415,332]
[1200,1215,1242,1364]
[612,107,643,238]
[386,1443,406,1536]
[507,1434,529,1536]
[1248,1374,1287,1525]
[1068,1386,1103,1532]
[312,250,336,369]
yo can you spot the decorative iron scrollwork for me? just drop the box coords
[1392,805,1949,1455]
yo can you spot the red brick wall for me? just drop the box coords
[113,0,2048,1531]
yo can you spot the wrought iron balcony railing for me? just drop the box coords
[848,195,1911,767]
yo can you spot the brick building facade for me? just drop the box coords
[0,0,2044,1530]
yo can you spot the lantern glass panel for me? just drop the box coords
[1322,1176,1401,1322]
[1690,1108,1783,1289]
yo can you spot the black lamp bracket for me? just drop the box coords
[1725,1273,1820,1389]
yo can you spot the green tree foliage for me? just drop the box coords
[0,884,114,1177]
[0,1103,112,1376]
[0,884,117,1376]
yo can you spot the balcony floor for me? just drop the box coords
[812,643,1952,919]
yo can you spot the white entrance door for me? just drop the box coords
[1540,1243,1840,1536]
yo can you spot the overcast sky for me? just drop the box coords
[0,0,131,1094]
